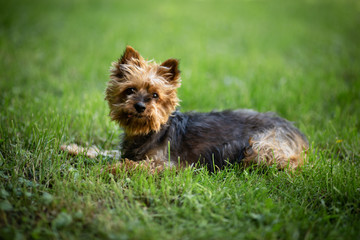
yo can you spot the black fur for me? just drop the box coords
[121,109,308,171]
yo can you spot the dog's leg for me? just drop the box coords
[107,158,166,175]
[243,128,308,170]
[61,144,166,174]
[60,144,121,159]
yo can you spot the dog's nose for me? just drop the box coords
[134,102,146,113]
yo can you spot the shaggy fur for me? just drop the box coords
[62,46,309,172]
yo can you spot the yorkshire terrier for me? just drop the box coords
[62,46,309,173]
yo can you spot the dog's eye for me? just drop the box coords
[125,88,136,95]
[152,93,159,99]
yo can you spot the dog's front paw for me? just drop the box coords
[105,161,125,175]
[60,144,99,158]
[105,158,165,175]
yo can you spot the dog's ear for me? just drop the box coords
[120,46,143,64]
[111,46,143,79]
[159,59,180,82]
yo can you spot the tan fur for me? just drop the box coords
[60,144,121,159]
[105,46,181,136]
[107,158,166,175]
[243,128,308,170]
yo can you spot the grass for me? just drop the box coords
[1,0,360,239]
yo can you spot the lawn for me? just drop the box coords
[1,0,360,239]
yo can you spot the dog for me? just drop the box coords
[61,46,309,173]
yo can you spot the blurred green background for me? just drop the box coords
[1,0,359,145]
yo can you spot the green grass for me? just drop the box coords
[1,0,360,239]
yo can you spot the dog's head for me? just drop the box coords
[105,46,181,136]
